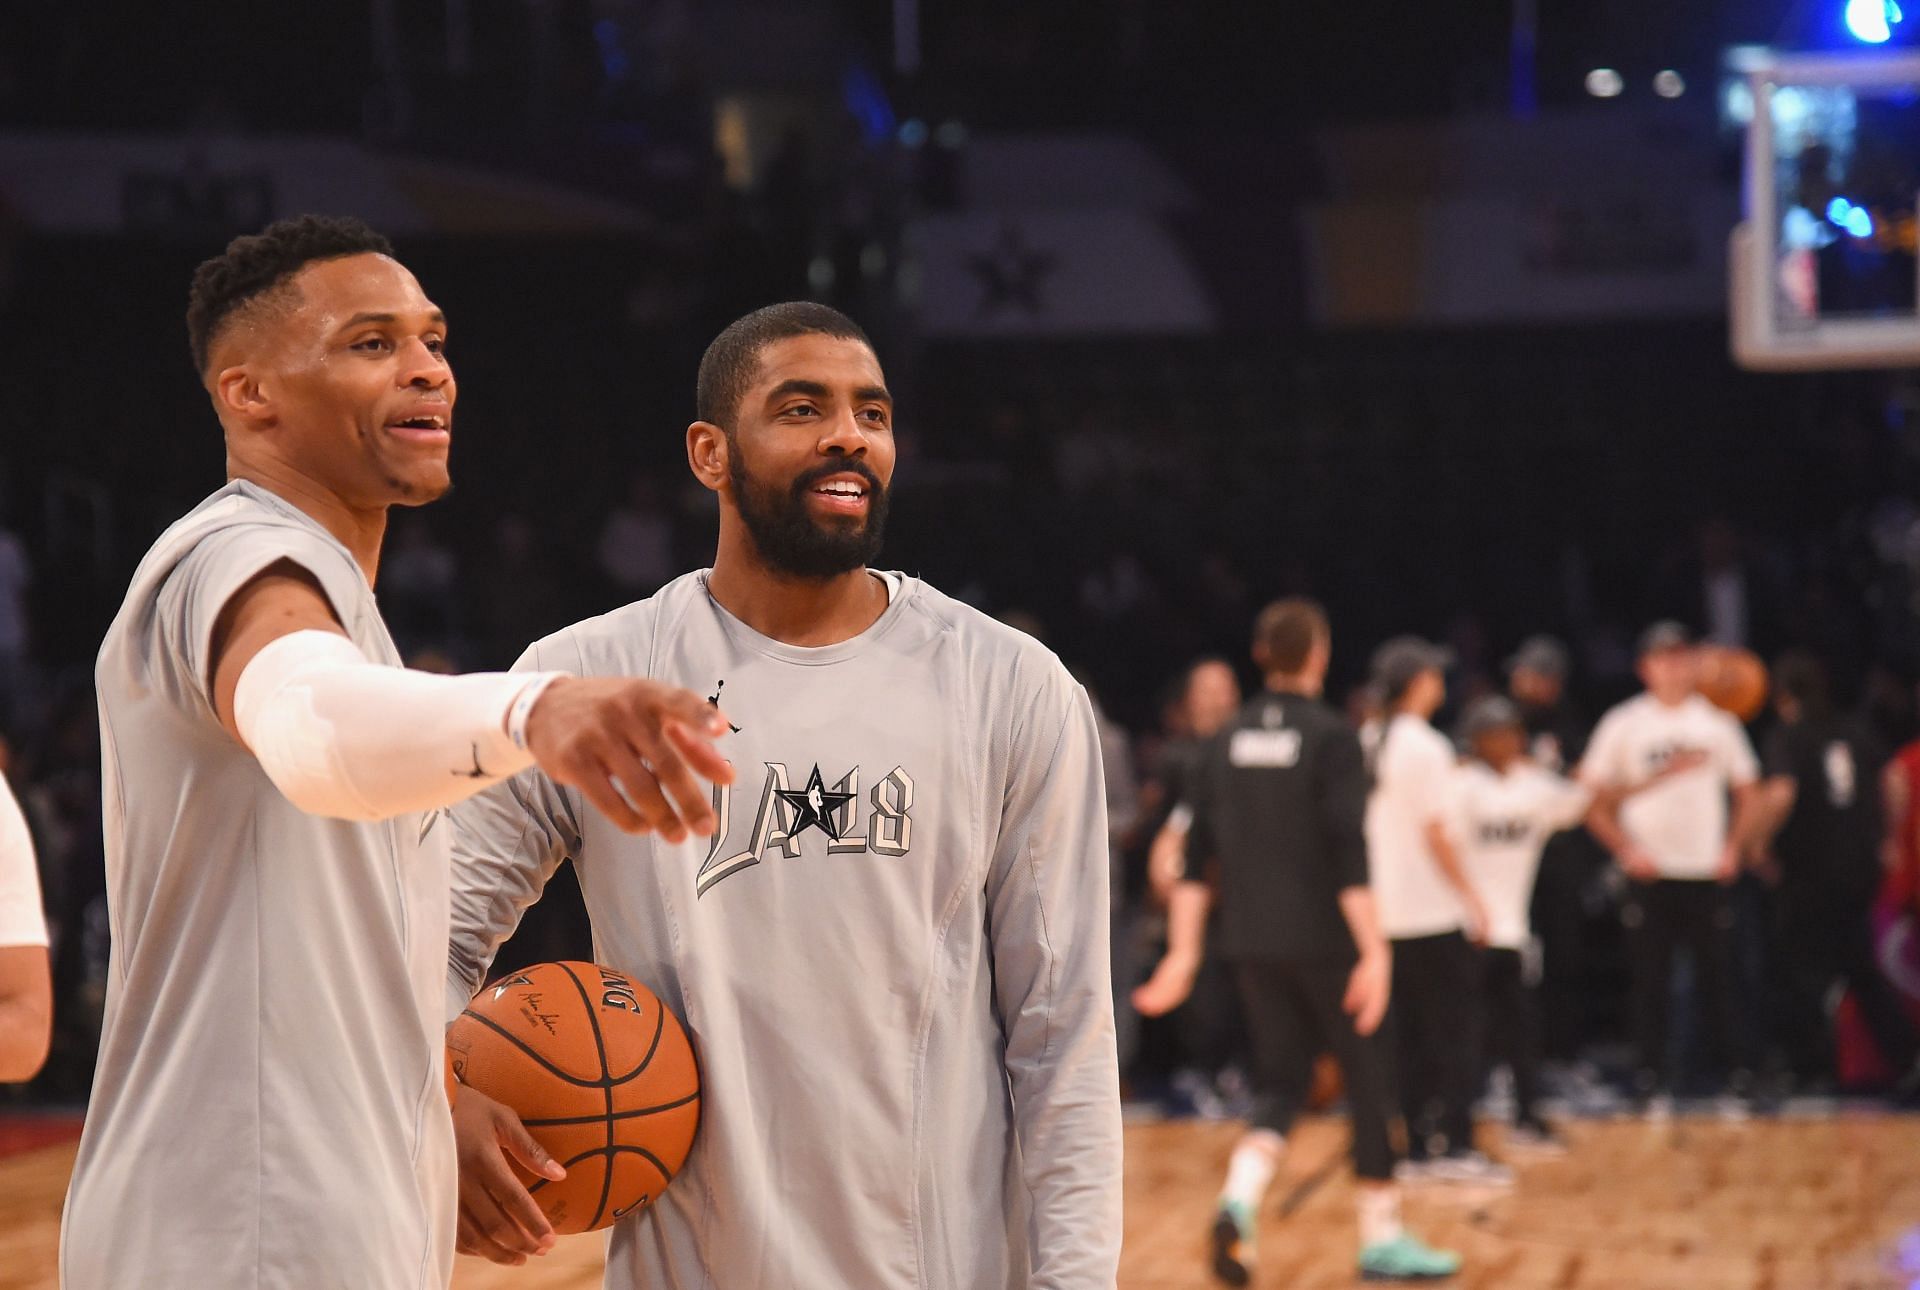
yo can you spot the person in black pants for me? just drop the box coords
[1753,651,1920,1096]
[1133,600,1458,1285]
[1364,637,1508,1184]
[1505,636,1610,1060]
[1581,623,1762,1107]
[1451,696,1595,1150]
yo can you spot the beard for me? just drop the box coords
[729,447,889,579]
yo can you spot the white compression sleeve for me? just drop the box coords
[234,629,565,822]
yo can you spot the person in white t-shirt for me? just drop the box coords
[1579,621,1761,1106]
[0,770,51,1083]
[1453,696,1703,1150]
[1365,637,1509,1186]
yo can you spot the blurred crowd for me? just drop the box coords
[5,450,1920,1111]
[1107,623,1920,1125]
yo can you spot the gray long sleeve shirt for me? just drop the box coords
[446,570,1121,1289]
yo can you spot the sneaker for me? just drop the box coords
[1174,1067,1231,1121]
[1505,1120,1569,1157]
[1359,1231,1463,1281]
[1209,1201,1255,1286]
[1427,1150,1515,1187]
[1393,1157,1437,1185]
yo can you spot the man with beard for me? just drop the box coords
[446,302,1122,1287]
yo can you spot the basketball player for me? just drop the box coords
[1367,637,1509,1185]
[1580,622,1760,1109]
[1750,652,1919,1095]
[62,216,733,1290]
[1131,600,1458,1284]
[445,303,1122,1286]
[0,769,50,1082]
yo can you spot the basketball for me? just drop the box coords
[1696,645,1769,722]
[446,961,700,1234]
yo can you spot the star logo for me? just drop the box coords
[775,764,855,843]
[965,223,1056,318]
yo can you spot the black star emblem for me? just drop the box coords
[776,764,855,843]
[966,223,1056,318]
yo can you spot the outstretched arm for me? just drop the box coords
[207,562,730,833]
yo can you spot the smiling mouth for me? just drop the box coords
[388,413,448,431]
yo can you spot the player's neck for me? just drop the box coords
[705,544,889,648]
[1263,674,1320,698]
[226,458,387,586]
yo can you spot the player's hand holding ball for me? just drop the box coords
[448,962,701,1266]
[523,677,735,839]
[454,1085,567,1265]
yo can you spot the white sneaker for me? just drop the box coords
[1393,1158,1438,1185]
[1428,1151,1516,1187]
[1713,1093,1751,1124]
[1505,1122,1569,1157]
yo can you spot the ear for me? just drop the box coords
[212,364,274,429]
[686,421,730,494]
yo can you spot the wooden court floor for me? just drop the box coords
[7,1114,1919,1289]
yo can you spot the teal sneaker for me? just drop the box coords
[1209,1200,1256,1286]
[1358,1232,1461,1281]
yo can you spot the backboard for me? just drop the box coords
[1730,49,1920,370]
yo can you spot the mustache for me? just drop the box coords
[791,459,884,496]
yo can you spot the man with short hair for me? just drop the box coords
[1134,601,1458,1285]
[1580,621,1761,1107]
[447,302,1121,1288]
[63,215,731,1290]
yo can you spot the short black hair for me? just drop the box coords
[185,214,395,374]
[1253,598,1329,674]
[696,301,872,429]
[1773,649,1831,716]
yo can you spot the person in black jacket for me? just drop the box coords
[1133,599,1458,1285]
[1753,651,1920,1095]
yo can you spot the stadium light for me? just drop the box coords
[1845,0,1904,44]
[1585,68,1624,97]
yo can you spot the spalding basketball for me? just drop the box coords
[1696,645,1769,722]
[447,962,700,1233]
